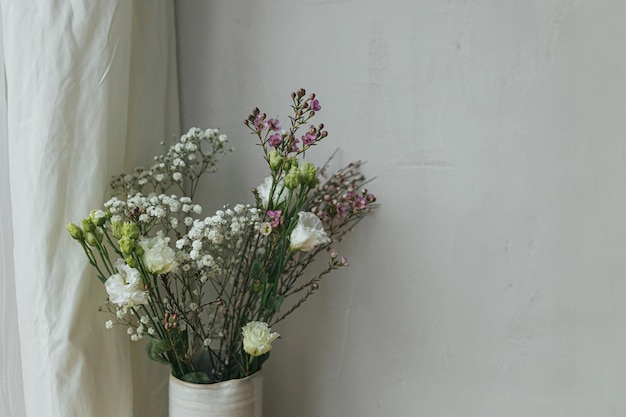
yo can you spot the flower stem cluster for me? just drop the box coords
[67,89,377,385]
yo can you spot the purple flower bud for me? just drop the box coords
[268,118,281,131]
[254,114,268,131]
[353,197,367,211]
[310,99,321,111]
[290,137,300,152]
[302,131,316,146]
[267,210,282,228]
[268,133,282,147]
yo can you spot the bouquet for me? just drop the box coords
[67,89,377,383]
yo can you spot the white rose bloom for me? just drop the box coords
[289,212,330,252]
[257,176,287,208]
[105,259,149,308]
[242,321,280,357]
[138,232,177,274]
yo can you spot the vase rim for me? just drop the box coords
[169,369,263,389]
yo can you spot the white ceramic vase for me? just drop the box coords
[169,371,263,417]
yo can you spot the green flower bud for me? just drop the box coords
[284,167,301,189]
[66,223,84,241]
[125,256,138,268]
[299,162,318,186]
[284,158,298,171]
[122,222,140,240]
[269,150,284,173]
[81,217,96,233]
[89,209,107,227]
[119,237,135,255]
[135,245,144,257]
[111,220,123,239]
[85,232,99,247]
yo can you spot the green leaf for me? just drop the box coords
[181,372,211,384]
[267,269,280,284]
[145,338,172,365]
[266,294,285,312]
[250,260,262,279]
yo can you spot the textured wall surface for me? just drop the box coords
[175,1,626,416]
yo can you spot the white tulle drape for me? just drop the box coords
[0,2,179,416]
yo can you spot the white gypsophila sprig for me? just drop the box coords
[176,204,262,274]
[176,204,261,283]
[111,127,232,198]
[104,193,202,236]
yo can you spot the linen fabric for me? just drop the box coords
[0,1,179,416]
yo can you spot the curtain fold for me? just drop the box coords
[0,10,25,417]
[0,1,179,416]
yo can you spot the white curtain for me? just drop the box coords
[0,2,179,416]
